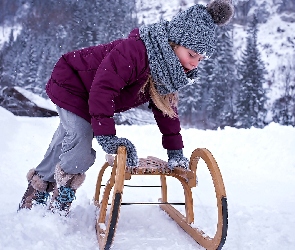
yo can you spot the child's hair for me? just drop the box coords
[140,75,178,118]
[169,41,178,50]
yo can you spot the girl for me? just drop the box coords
[19,0,234,214]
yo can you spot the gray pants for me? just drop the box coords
[36,106,96,182]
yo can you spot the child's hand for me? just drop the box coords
[167,149,189,170]
[96,135,138,167]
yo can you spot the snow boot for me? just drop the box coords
[49,163,85,215]
[18,169,55,210]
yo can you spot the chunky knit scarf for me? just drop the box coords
[139,21,198,95]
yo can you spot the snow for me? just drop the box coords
[1,106,295,250]
[0,24,22,49]
[14,86,57,112]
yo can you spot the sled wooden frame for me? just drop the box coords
[94,146,228,250]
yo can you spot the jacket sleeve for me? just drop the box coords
[88,39,146,136]
[150,101,184,150]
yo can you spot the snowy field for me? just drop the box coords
[1,106,295,250]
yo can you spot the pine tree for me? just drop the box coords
[196,58,215,129]
[12,28,40,91]
[25,44,39,91]
[178,78,204,127]
[206,24,237,129]
[0,51,3,85]
[178,48,217,129]
[69,1,99,49]
[235,15,268,128]
[180,24,237,130]
[1,29,22,87]
[272,56,295,126]
[95,0,137,43]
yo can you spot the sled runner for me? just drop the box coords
[94,146,228,250]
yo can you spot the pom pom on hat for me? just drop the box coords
[207,0,235,26]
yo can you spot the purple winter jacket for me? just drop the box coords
[46,28,184,150]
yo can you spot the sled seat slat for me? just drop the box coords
[125,156,195,185]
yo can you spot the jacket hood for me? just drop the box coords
[128,28,140,39]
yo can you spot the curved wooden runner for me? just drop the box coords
[94,147,126,250]
[94,147,228,250]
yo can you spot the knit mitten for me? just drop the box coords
[167,149,189,170]
[96,135,138,167]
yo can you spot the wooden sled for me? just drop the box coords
[94,146,228,250]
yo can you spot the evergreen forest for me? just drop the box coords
[1,0,295,129]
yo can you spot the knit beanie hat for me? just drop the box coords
[139,0,234,95]
[167,0,234,58]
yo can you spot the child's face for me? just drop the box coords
[174,45,204,73]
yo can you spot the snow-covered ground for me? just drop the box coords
[1,106,295,250]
